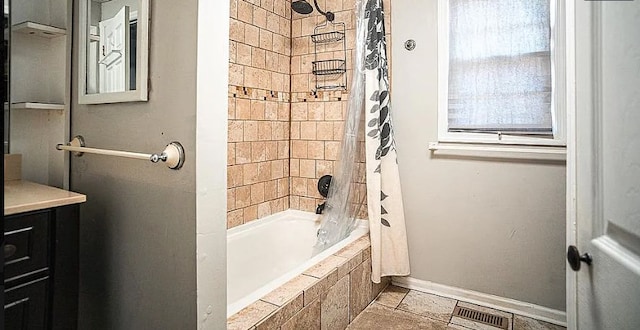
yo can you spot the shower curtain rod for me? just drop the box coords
[56,135,185,170]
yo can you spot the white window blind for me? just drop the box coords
[448,0,553,135]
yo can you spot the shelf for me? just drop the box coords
[311,31,345,44]
[312,60,347,76]
[11,102,65,110]
[12,22,67,39]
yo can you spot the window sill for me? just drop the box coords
[428,142,567,161]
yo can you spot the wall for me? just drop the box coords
[288,0,390,217]
[391,0,566,311]
[9,0,69,188]
[71,1,204,328]
[227,0,293,228]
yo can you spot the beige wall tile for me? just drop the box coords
[251,142,266,162]
[316,160,333,177]
[236,98,252,119]
[277,141,289,159]
[228,143,236,166]
[229,63,244,85]
[292,103,308,121]
[236,185,252,209]
[316,122,333,140]
[243,163,259,185]
[324,101,343,120]
[229,96,237,119]
[236,142,252,164]
[258,122,273,140]
[300,122,317,140]
[265,141,278,161]
[290,159,300,177]
[278,178,290,198]
[253,6,267,28]
[272,0,285,17]
[257,201,271,218]
[237,0,254,23]
[308,102,325,120]
[299,197,317,212]
[264,180,277,200]
[272,160,285,179]
[251,100,266,120]
[291,177,307,196]
[228,165,244,188]
[258,162,272,182]
[260,29,274,51]
[253,48,267,69]
[261,0,274,12]
[299,159,316,178]
[266,12,280,33]
[278,103,290,121]
[227,209,243,228]
[291,140,308,158]
[325,141,340,160]
[307,141,325,160]
[245,24,260,47]
[230,19,245,42]
[230,0,238,19]
[229,121,244,142]
[244,121,259,141]
[244,205,258,223]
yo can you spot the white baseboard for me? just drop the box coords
[392,276,567,327]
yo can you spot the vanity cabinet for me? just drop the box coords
[4,204,79,330]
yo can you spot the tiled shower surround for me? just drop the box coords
[228,0,293,228]
[228,0,391,228]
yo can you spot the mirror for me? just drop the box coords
[78,0,148,104]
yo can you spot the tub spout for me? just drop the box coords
[316,202,326,214]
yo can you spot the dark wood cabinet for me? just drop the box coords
[3,204,79,330]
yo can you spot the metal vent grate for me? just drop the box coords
[453,306,509,329]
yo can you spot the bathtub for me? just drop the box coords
[227,209,369,317]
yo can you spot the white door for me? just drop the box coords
[570,1,640,329]
[98,6,130,93]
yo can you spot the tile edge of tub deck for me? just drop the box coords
[227,233,373,330]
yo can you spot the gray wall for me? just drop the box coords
[71,1,199,328]
[391,0,567,311]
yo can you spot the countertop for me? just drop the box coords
[4,180,86,216]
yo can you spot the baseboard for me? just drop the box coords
[392,276,567,327]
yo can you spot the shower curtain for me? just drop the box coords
[362,0,410,283]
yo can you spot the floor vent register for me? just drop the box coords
[453,305,509,329]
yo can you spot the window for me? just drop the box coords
[438,0,566,146]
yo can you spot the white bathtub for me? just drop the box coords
[227,209,369,317]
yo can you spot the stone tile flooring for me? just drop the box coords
[347,285,566,330]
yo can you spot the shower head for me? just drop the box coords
[291,0,335,21]
[292,0,313,15]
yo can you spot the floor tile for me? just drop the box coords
[347,303,450,330]
[513,315,566,330]
[375,285,410,309]
[397,290,458,323]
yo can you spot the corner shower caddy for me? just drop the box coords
[311,20,347,91]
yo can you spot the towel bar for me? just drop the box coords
[56,135,185,170]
